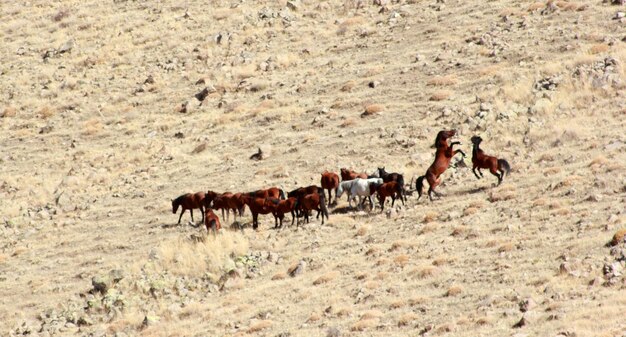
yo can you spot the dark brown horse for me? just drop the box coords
[242,195,274,230]
[203,190,219,209]
[340,168,367,181]
[287,185,323,199]
[470,136,511,185]
[375,181,404,211]
[295,192,329,225]
[320,171,340,206]
[377,167,405,196]
[204,208,221,236]
[211,192,232,221]
[416,130,466,201]
[265,197,298,228]
[172,192,206,224]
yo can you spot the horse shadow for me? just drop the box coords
[464,186,489,194]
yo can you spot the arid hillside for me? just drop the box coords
[1,0,625,336]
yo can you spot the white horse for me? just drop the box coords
[337,178,383,210]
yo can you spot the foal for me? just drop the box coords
[470,136,511,185]
[265,197,298,228]
[378,167,405,196]
[296,192,329,225]
[204,208,221,236]
[416,130,466,201]
[172,192,206,224]
[376,181,404,211]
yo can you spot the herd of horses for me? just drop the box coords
[171,130,511,234]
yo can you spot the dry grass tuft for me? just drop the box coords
[398,312,419,326]
[307,313,321,322]
[247,320,272,333]
[272,272,287,280]
[341,80,357,92]
[497,242,515,253]
[427,75,457,86]
[1,106,17,118]
[413,265,440,279]
[588,44,609,55]
[419,223,437,235]
[393,254,410,267]
[429,90,452,101]
[313,271,340,285]
[609,229,626,246]
[351,318,377,331]
[356,226,369,236]
[389,300,406,309]
[423,211,439,223]
[360,310,383,320]
[82,118,103,136]
[157,231,248,276]
[445,285,463,297]
[362,104,384,116]
[408,296,428,306]
[340,117,357,128]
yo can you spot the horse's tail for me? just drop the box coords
[416,175,425,200]
[498,159,511,178]
[398,175,405,196]
[395,182,404,201]
[279,188,286,200]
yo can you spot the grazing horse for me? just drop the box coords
[416,130,466,201]
[265,197,298,228]
[337,178,382,210]
[340,168,368,181]
[375,181,404,211]
[242,195,274,230]
[378,167,406,196]
[172,192,206,224]
[246,187,286,200]
[470,136,511,185]
[296,192,329,225]
[204,208,221,236]
[320,171,340,206]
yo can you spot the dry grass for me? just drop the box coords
[1,106,17,118]
[398,312,419,326]
[313,271,340,285]
[393,254,410,267]
[423,211,439,223]
[588,44,609,55]
[445,285,463,297]
[247,320,272,333]
[427,75,458,86]
[340,117,357,128]
[362,104,384,116]
[429,90,452,101]
[610,229,626,246]
[351,318,377,331]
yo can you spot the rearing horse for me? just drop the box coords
[416,130,466,201]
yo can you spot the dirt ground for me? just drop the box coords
[1,0,625,336]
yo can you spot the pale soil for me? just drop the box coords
[1,0,625,336]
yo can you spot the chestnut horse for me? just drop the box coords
[470,136,511,185]
[288,185,323,217]
[246,187,286,200]
[211,192,232,221]
[340,168,368,181]
[416,130,466,201]
[295,192,329,225]
[320,171,340,206]
[242,195,274,230]
[172,192,205,224]
[204,208,221,236]
[265,197,298,228]
[375,181,404,211]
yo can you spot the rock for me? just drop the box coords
[288,260,306,277]
[58,39,74,54]
[142,315,159,328]
[512,316,528,328]
[368,81,380,88]
[519,298,536,312]
[286,0,300,11]
[144,75,155,84]
[615,12,626,19]
[559,261,580,277]
[92,275,110,294]
[109,269,125,284]
[327,327,341,337]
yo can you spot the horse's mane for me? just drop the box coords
[173,194,188,204]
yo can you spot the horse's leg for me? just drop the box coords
[426,174,438,201]
[252,213,259,230]
[200,206,205,225]
[490,167,502,185]
[177,209,185,224]
[391,195,396,207]
[189,209,194,223]
[455,149,466,158]
[380,195,385,212]
[478,168,484,178]
[472,167,481,179]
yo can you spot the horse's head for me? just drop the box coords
[470,135,483,146]
[377,167,386,176]
[434,129,457,148]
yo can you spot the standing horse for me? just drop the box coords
[337,178,382,210]
[376,181,404,211]
[265,197,298,228]
[246,187,286,200]
[288,185,323,217]
[242,195,273,230]
[295,192,329,225]
[204,208,221,236]
[416,130,466,201]
[172,192,206,224]
[470,136,511,185]
[340,168,368,181]
[378,167,406,196]
[320,171,340,206]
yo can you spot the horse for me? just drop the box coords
[375,181,404,211]
[470,136,511,185]
[172,192,206,224]
[340,168,368,181]
[320,171,340,206]
[242,195,274,230]
[203,190,219,209]
[378,167,406,196]
[265,197,298,228]
[287,185,323,199]
[246,187,286,200]
[204,208,221,236]
[211,192,232,221]
[295,192,329,225]
[416,130,466,201]
[337,178,382,210]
